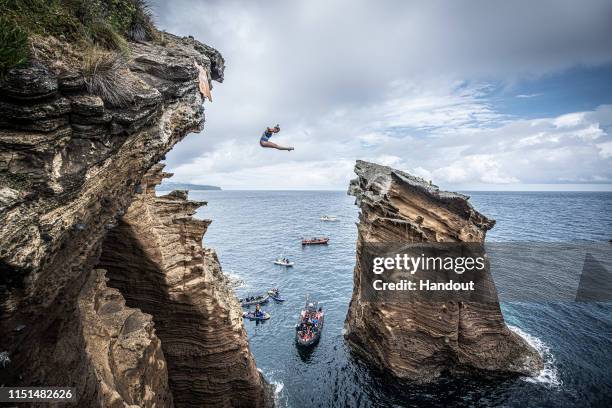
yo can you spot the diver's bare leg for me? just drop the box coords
[260,141,294,151]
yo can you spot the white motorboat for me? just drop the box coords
[320,215,337,221]
[273,257,294,267]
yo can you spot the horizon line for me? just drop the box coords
[157,188,612,193]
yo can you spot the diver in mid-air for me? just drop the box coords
[259,124,294,151]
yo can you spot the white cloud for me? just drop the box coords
[176,157,355,190]
[597,141,612,159]
[411,167,433,181]
[433,155,520,184]
[554,112,588,128]
[403,105,612,188]
[372,82,503,132]
[374,155,405,168]
[148,0,612,190]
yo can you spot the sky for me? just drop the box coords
[149,0,612,191]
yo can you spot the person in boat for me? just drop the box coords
[255,304,263,318]
[259,124,294,151]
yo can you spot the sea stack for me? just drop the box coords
[344,160,543,381]
[98,164,271,407]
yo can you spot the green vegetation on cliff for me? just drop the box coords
[0,15,29,74]
[0,0,157,74]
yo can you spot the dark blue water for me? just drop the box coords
[182,190,612,407]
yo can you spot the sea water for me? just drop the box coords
[180,190,612,408]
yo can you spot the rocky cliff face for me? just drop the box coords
[0,33,271,407]
[345,160,543,382]
[98,164,271,407]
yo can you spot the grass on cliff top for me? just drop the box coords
[0,0,158,75]
[0,15,29,74]
[81,47,140,106]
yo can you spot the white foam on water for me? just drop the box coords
[508,325,562,388]
[224,270,247,289]
[273,381,284,395]
[261,368,288,408]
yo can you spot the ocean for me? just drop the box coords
[181,190,612,407]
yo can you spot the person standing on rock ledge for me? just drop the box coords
[259,124,295,151]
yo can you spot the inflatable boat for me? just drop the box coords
[273,258,294,266]
[320,215,337,221]
[243,311,270,321]
[295,301,324,347]
[267,289,286,302]
[239,295,269,307]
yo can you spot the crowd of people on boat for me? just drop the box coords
[241,295,266,302]
[297,306,323,341]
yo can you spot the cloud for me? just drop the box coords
[433,155,520,184]
[370,81,503,132]
[403,105,612,188]
[148,0,612,190]
[597,141,612,159]
[174,154,355,190]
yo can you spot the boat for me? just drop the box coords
[243,311,271,321]
[320,215,337,221]
[295,301,324,347]
[273,257,294,267]
[267,289,286,302]
[301,237,329,245]
[239,294,269,307]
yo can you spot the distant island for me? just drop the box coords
[158,181,222,191]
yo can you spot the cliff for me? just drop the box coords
[344,160,543,382]
[0,28,271,408]
[98,164,270,407]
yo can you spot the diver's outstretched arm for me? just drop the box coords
[260,140,294,151]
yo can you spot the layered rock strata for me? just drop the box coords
[345,160,543,382]
[98,164,271,407]
[0,32,270,407]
